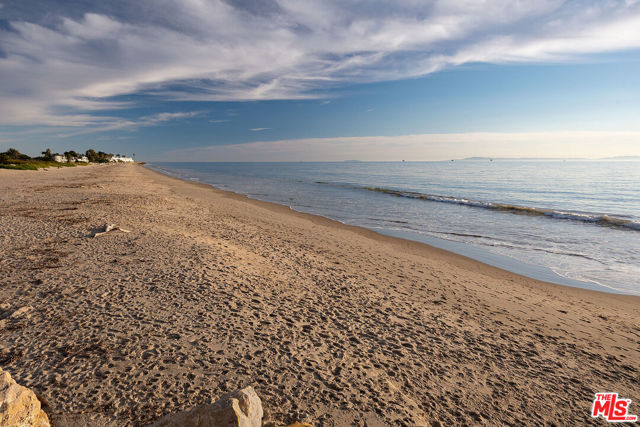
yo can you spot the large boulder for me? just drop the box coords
[152,386,263,427]
[0,368,50,427]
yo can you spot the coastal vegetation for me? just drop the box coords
[0,148,114,170]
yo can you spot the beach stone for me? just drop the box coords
[9,306,34,319]
[0,368,50,427]
[152,386,263,427]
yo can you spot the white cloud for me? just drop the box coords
[54,110,204,137]
[142,111,202,124]
[249,127,271,131]
[160,131,640,161]
[1,1,640,126]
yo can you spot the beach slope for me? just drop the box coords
[0,164,638,426]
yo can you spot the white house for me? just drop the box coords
[53,154,89,163]
[109,155,134,163]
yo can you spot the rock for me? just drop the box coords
[1,306,35,332]
[9,306,33,319]
[152,386,263,427]
[93,224,131,237]
[0,368,50,427]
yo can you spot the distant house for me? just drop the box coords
[109,155,134,163]
[52,154,90,163]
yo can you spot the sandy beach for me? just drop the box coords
[1,164,638,426]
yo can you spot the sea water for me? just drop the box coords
[147,161,640,295]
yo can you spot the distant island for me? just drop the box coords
[458,156,640,161]
[599,155,640,160]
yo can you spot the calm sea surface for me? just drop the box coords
[148,161,640,295]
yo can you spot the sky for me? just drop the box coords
[1,0,640,161]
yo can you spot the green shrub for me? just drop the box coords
[0,163,39,170]
[0,160,80,170]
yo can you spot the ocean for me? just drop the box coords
[147,161,640,296]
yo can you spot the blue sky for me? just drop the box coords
[1,0,640,160]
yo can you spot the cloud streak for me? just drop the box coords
[53,110,204,137]
[2,0,640,127]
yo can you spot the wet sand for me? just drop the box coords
[1,164,638,426]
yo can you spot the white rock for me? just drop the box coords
[0,368,50,426]
[93,224,131,237]
[151,386,263,427]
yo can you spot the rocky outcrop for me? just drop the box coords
[0,368,50,427]
[152,386,263,427]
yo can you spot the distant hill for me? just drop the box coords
[459,157,584,161]
[599,155,640,160]
[459,156,640,161]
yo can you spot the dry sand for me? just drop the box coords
[0,164,638,426]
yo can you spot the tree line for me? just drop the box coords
[43,148,115,163]
[1,148,115,164]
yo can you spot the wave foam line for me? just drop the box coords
[364,187,640,231]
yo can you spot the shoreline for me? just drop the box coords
[1,164,638,426]
[145,163,628,296]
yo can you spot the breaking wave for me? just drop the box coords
[364,187,640,231]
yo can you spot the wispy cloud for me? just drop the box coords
[249,127,271,132]
[1,1,640,127]
[142,111,202,124]
[55,111,204,137]
[161,131,640,162]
